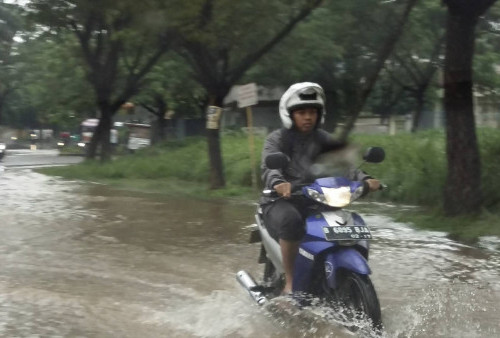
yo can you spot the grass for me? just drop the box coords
[394,208,500,244]
[40,134,264,200]
[39,129,500,242]
[351,129,500,210]
[59,145,85,155]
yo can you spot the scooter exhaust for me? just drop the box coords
[236,270,267,306]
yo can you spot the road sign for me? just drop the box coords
[237,83,258,108]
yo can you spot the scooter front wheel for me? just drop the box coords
[324,271,382,331]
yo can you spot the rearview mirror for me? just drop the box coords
[265,152,290,169]
[363,147,385,163]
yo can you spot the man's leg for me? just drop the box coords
[280,239,300,294]
[262,199,305,294]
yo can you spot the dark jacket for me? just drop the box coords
[260,128,371,204]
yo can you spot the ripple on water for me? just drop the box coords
[1,170,500,337]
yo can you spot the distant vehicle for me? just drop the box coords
[57,132,71,148]
[30,129,54,141]
[79,119,117,148]
[126,123,151,152]
[79,119,99,147]
[0,143,5,160]
[30,130,39,140]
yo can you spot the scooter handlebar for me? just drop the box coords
[262,184,305,198]
[263,181,387,197]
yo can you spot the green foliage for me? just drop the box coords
[395,208,500,243]
[41,129,500,239]
[41,133,263,188]
[245,0,422,127]
[134,54,206,119]
[352,131,447,207]
[42,130,500,210]
[477,128,500,207]
[8,34,94,130]
[353,129,500,211]
[0,2,24,124]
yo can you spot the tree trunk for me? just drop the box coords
[99,111,112,162]
[411,89,425,133]
[85,106,112,161]
[156,97,167,143]
[207,94,226,189]
[0,94,4,125]
[86,122,101,160]
[443,12,482,216]
[153,115,166,144]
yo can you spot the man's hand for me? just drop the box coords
[274,182,292,198]
[366,179,381,192]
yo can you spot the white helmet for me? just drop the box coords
[279,82,326,129]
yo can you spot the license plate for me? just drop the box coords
[322,226,372,241]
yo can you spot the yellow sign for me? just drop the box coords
[206,106,222,129]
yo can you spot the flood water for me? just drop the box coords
[0,168,499,337]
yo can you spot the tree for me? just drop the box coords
[335,0,419,141]
[0,2,23,125]
[135,55,205,143]
[28,0,173,161]
[245,0,419,136]
[474,4,500,105]
[442,0,497,216]
[171,0,324,189]
[382,0,445,132]
[10,33,95,131]
[365,73,410,124]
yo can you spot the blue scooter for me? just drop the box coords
[237,147,385,329]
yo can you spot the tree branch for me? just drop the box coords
[422,34,445,81]
[111,42,170,113]
[139,102,157,114]
[394,53,423,85]
[339,0,419,141]
[229,0,323,84]
[199,0,215,28]
[385,65,416,92]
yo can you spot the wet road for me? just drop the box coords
[2,149,83,168]
[0,163,499,337]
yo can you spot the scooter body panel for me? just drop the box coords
[324,249,371,289]
[291,210,371,292]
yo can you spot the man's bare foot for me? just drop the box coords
[281,285,292,295]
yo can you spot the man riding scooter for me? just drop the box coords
[260,82,381,295]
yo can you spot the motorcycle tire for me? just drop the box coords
[333,271,382,330]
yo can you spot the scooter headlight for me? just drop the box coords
[321,187,351,208]
[306,188,326,203]
[0,144,5,150]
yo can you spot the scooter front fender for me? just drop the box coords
[324,248,371,289]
